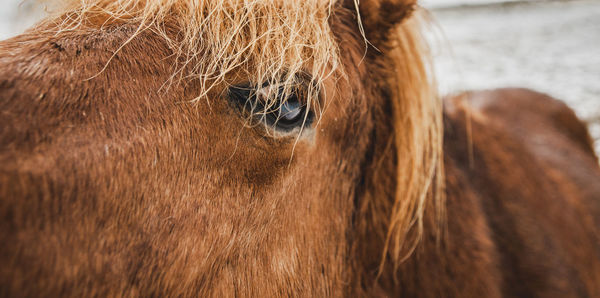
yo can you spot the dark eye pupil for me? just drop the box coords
[279,96,302,122]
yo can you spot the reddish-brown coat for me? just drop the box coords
[1,1,599,297]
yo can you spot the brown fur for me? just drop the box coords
[1,0,599,296]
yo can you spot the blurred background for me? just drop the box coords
[422,0,600,155]
[1,0,599,154]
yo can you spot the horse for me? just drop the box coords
[1,0,599,296]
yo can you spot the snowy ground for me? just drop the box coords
[0,0,45,40]
[426,0,600,155]
[1,0,599,153]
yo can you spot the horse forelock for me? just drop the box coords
[40,0,345,116]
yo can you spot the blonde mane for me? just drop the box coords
[384,14,444,267]
[40,0,444,273]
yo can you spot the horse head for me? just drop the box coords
[0,0,443,296]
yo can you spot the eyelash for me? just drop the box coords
[228,82,314,132]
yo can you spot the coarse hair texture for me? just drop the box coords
[40,0,344,120]
[36,0,444,271]
[383,13,444,268]
[352,9,444,280]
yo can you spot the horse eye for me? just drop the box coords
[229,83,314,132]
[279,97,302,122]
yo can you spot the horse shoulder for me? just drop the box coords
[442,88,600,297]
